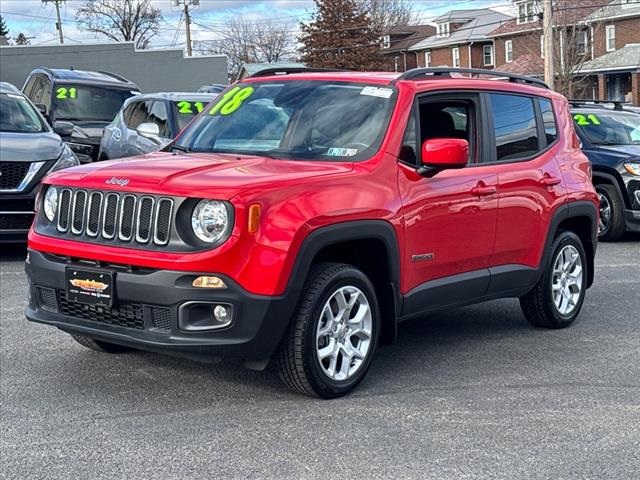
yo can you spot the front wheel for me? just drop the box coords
[520,231,587,328]
[277,263,380,398]
[596,184,625,241]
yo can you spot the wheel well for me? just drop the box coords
[592,172,630,209]
[313,239,397,345]
[556,216,595,288]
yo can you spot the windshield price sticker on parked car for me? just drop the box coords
[177,101,205,115]
[360,86,393,98]
[573,113,601,126]
[56,87,78,100]
[209,86,254,116]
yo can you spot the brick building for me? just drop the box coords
[407,9,512,70]
[380,25,436,72]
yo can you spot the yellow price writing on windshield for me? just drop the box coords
[177,101,205,114]
[56,87,77,100]
[209,86,254,116]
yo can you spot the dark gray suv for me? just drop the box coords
[0,82,79,242]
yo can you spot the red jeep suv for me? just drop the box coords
[26,68,598,398]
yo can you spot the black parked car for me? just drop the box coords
[0,82,79,242]
[22,67,141,163]
[572,106,640,240]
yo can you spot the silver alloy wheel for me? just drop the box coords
[316,285,373,381]
[551,245,583,316]
[598,192,611,234]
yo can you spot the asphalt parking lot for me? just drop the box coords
[1,237,639,480]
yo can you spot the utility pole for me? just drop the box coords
[173,0,199,56]
[42,0,64,44]
[543,0,554,89]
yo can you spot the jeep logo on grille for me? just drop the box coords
[105,177,130,187]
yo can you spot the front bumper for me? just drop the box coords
[0,196,35,243]
[25,249,294,364]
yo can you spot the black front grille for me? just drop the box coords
[0,162,31,190]
[58,290,145,330]
[0,213,34,230]
[54,188,174,247]
[151,307,172,330]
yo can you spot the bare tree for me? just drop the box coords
[15,33,31,45]
[76,0,163,49]
[194,16,295,79]
[360,0,416,32]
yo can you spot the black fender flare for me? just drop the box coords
[592,170,629,209]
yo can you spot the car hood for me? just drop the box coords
[44,150,354,199]
[63,121,109,145]
[598,144,640,157]
[0,131,63,162]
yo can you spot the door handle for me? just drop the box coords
[471,184,497,196]
[539,174,561,187]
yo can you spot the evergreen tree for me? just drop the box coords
[0,15,9,37]
[299,0,382,71]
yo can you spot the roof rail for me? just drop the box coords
[97,70,135,84]
[568,99,627,111]
[394,68,549,89]
[35,66,55,77]
[248,67,347,78]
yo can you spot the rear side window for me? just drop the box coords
[488,93,538,161]
[539,98,557,145]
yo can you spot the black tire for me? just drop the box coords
[596,183,625,241]
[70,334,133,353]
[277,262,380,398]
[520,231,587,329]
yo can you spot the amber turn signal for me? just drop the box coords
[248,204,261,233]
[192,276,227,289]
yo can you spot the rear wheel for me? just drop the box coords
[70,334,133,353]
[277,263,380,398]
[596,184,625,241]
[520,231,587,329]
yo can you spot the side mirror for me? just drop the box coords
[418,138,469,176]
[35,103,47,115]
[53,120,74,137]
[136,122,161,143]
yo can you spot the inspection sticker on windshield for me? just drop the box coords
[327,147,358,157]
[360,86,393,98]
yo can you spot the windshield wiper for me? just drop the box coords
[171,144,191,153]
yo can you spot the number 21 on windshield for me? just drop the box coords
[56,87,77,100]
[209,87,254,116]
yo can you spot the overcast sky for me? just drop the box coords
[0,0,514,49]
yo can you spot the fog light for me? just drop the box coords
[192,276,227,289]
[214,305,230,322]
[178,302,234,331]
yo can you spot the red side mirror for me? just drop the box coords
[421,138,469,169]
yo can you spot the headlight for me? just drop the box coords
[624,162,640,176]
[43,186,58,222]
[191,200,231,244]
[50,144,80,173]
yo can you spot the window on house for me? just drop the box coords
[488,93,539,162]
[452,47,460,67]
[505,40,513,63]
[606,25,615,52]
[517,0,536,25]
[382,35,390,49]
[540,35,544,58]
[576,30,588,55]
[425,50,431,67]
[437,23,450,38]
[483,45,493,66]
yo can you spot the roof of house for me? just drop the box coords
[409,9,512,51]
[490,0,603,37]
[578,43,640,73]
[584,1,640,22]
[382,25,436,53]
[494,53,544,76]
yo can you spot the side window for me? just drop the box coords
[538,98,557,145]
[148,101,170,138]
[30,77,46,104]
[122,101,139,127]
[488,93,538,161]
[127,100,153,131]
[418,100,474,162]
[23,76,37,98]
[399,107,417,165]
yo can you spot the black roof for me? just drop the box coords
[31,67,139,90]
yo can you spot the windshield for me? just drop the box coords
[173,100,208,131]
[0,93,47,133]
[174,81,397,161]
[53,85,137,122]
[574,110,640,145]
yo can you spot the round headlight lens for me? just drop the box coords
[191,200,230,243]
[44,186,58,222]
